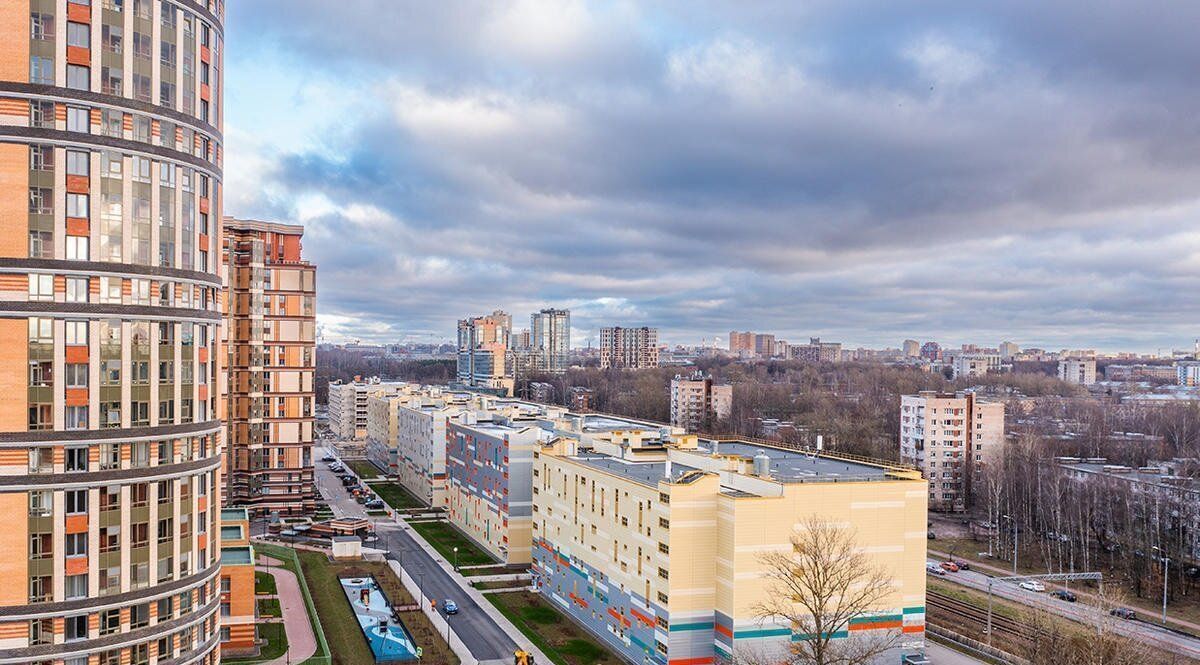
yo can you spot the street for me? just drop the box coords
[379,523,519,662]
[931,565,1200,660]
[926,641,990,665]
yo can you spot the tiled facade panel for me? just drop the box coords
[533,536,669,664]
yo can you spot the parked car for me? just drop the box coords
[1019,580,1046,592]
[443,599,459,615]
[951,560,970,571]
[321,455,336,462]
[925,562,947,576]
[1050,589,1077,602]
[1110,607,1136,620]
[341,476,356,486]
[939,561,960,573]
[365,499,385,510]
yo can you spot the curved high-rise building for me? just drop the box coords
[0,1,224,664]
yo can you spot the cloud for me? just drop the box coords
[222,1,1200,352]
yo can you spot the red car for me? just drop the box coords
[939,561,960,572]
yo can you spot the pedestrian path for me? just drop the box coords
[255,559,318,665]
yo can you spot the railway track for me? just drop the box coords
[927,590,1032,646]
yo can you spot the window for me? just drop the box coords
[66,150,89,176]
[67,22,90,48]
[67,193,89,218]
[102,24,122,53]
[66,405,88,430]
[27,274,53,301]
[133,115,151,142]
[65,532,87,557]
[66,447,88,472]
[29,230,52,258]
[130,603,150,629]
[29,145,53,171]
[30,100,54,129]
[66,235,89,260]
[67,106,89,132]
[28,187,52,214]
[65,614,88,642]
[66,320,88,345]
[66,276,89,302]
[29,490,51,517]
[29,56,53,85]
[30,12,55,40]
[65,574,88,600]
[66,489,87,515]
[100,609,120,636]
[67,64,90,91]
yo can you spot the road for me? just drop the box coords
[378,524,518,662]
[929,565,1200,660]
[314,444,518,663]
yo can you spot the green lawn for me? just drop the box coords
[347,459,381,479]
[294,550,458,665]
[258,598,282,618]
[255,571,277,596]
[223,623,289,664]
[485,591,622,665]
[408,520,495,567]
[372,482,427,511]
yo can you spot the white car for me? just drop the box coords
[925,561,947,576]
[1019,580,1045,592]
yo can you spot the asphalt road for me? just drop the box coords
[931,566,1200,659]
[314,443,517,663]
[379,523,518,662]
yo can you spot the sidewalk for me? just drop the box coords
[929,548,1200,634]
[256,558,318,665]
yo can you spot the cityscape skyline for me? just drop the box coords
[221,2,1200,354]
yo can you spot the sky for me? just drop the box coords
[222,1,1200,353]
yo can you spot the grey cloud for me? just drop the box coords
[223,1,1200,351]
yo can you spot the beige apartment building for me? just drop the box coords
[222,217,316,516]
[327,378,410,440]
[900,391,1005,511]
[670,371,732,432]
[598,326,659,369]
[1058,358,1096,385]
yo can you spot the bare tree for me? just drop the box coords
[750,517,900,665]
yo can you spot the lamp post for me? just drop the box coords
[453,546,459,572]
[1153,546,1170,626]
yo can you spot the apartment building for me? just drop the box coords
[218,508,256,654]
[531,434,928,665]
[457,311,514,393]
[670,371,733,432]
[599,326,659,369]
[531,308,571,373]
[727,331,754,355]
[445,403,561,564]
[789,337,842,363]
[327,378,410,440]
[903,339,920,357]
[568,386,593,411]
[952,353,1001,379]
[0,1,226,662]
[1105,364,1178,382]
[1177,362,1200,387]
[222,217,316,516]
[899,391,1005,511]
[1058,358,1097,385]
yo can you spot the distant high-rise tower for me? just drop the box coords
[457,311,514,392]
[903,339,920,357]
[223,218,317,516]
[531,308,570,372]
[0,1,226,661]
[599,326,659,369]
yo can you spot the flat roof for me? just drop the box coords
[699,440,891,481]
[573,455,701,487]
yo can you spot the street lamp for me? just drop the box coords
[1002,514,1018,576]
[453,546,459,572]
[1152,546,1170,626]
